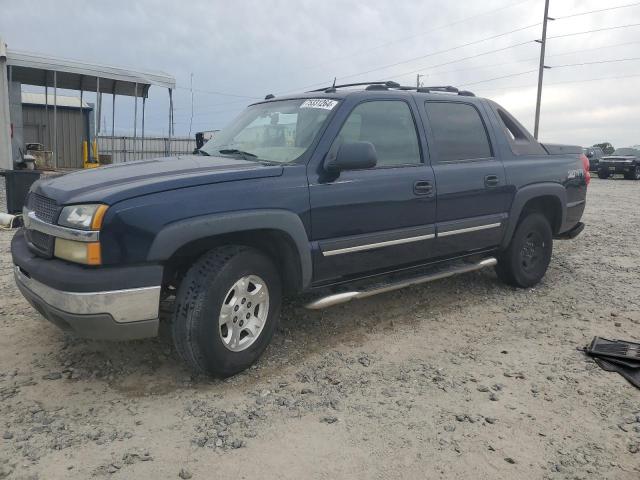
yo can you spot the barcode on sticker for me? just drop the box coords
[300,99,339,110]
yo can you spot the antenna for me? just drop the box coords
[324,77,338,93]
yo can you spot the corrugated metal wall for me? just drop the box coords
[97,136,196,163]
[22,105,87,169]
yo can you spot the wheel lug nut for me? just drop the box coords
[239,320,244,326]
[234,305,239,311]
[247,302,252,308]
[246,313,250,319]
[241,298,246,304]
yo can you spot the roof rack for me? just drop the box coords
[308,81,475,97]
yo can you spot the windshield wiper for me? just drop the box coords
[196,149,210,156]
[217,148,258,159]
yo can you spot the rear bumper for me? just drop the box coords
[11,230,162,340]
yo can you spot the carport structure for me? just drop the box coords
[0,36,176,170]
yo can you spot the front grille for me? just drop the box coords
[25,194,60,258]
[25,229,55,257]
[27,194,60,224]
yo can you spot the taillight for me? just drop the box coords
[580,154,591,186]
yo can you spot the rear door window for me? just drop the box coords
[425,102,492,162]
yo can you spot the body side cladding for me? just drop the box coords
[147,209,312,290]
[501,183,567,249]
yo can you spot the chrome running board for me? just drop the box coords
[304,257,497,310]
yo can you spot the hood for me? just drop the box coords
[601,155,637,160]
[32,155,283,205]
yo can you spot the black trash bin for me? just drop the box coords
[1,170,41,214]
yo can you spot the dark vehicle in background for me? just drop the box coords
[598,147,640,180]
[11,81,589,377]
[583,146,604,171]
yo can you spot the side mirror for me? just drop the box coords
[324,142,378,172]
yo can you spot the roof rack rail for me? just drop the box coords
[308,81,474,97]
[310,81,400,93]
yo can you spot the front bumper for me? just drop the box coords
[599,163,635,174]
[12,230,162,341]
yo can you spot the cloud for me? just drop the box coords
[1,0,639,146]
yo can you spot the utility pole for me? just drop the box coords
[188,72,194,137]
[416,74,424,88]
[533,0,553,139]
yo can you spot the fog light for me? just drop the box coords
[54,239,101,265]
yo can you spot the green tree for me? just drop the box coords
[593,142,615,155]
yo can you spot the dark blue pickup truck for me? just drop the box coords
[11,81,589,377]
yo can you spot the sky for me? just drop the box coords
[1,0,640,147]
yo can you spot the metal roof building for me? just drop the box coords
[1,36,176,170]
[20,92,92,169]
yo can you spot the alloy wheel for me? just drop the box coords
[218,275,269,352]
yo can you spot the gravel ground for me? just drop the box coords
[0,178,639,480]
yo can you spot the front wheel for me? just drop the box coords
[495,213,553,288]
[172,245,282,377]
[597,169,611,179]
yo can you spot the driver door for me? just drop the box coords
[308,98,437,284]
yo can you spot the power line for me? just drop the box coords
[376,40,535,83]
[334,23,540,82]
[277,23,541,94]
[173,97,248,112]
[547,22,640,40]
[555,2,640,20]
[399,40,640,79]
[296,0,534,72]
[456,57,640,89]
[174,85,260,99]
[551,57,640,68]
[473,72,640,93]
[459,69,538,87]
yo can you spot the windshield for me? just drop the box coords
[612,148,640,156]
[200,99,338,163]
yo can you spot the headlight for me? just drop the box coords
[54,239,101,265]
[58,204,108,230]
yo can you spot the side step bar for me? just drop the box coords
[305,257,497,310]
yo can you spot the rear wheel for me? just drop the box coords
[629,166,640,180]
[172,245,282,377]
[597,169,611,179]
[495,213,553,288]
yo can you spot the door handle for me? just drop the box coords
[484,175,500,188]
[414,180,434,196]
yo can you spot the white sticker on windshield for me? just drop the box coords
[300,99,339,110]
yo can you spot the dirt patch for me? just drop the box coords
[1,178,639,479]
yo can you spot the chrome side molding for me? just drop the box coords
[305,257,497,310]
[438,222,502,237]
[322,233,435,257]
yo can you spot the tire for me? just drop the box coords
[597,169,610,179]
[495,213,553,288]
[172,245,282,377]
[633,166,640,180]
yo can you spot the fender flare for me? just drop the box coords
[501,183,567,248]
[147,209,312,289]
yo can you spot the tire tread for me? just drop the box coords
[171,245,249,375]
